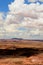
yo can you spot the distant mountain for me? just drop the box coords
[0,38,43,42]
[12,38,23,40]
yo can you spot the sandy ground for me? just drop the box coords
[0,53,43,65]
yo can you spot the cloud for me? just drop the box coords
[28,0,43,2]
[0,0,43,39]
[39,0,43,2]
[0,13,5,39]
[28,0,36,2]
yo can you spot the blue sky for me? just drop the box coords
[0,0,14,12]
[0,0,43,12]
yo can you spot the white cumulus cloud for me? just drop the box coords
[0,0,43,39]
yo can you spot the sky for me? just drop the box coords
[0,0,43,39]
[0,0,14,12]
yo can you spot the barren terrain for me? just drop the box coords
[0,39,43,49]
[0,39,43,65]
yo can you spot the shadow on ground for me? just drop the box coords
[0,48,43,58]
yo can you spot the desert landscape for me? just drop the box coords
[0,39,43,65]
[0,0,43,65]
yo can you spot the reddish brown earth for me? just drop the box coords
[0,39,43,65]
[0,39,43,49]
[0,53,43,65]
